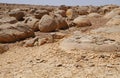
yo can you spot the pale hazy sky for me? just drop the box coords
[0,0,120,6]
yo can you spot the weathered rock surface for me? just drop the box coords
[34,10,49,19]
[54,14,68,29]
[91,26,120,33]
[66,9,79,19]
[88,13,102,17]
[60,34,120,52]
[73,16,92,27]
[104,8,120,19]
[38,15,57,32]
[54,9,66,17]
[9,9,25,21]
[24,17,39,31]
[106,15,120,26]
[0,17,17,24]
[0,24,34,43]
[99,5,119,14]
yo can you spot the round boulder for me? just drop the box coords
[73,16,92,27]
[66,9,79,20]
[38,15,57,32]
[54,14,68,29]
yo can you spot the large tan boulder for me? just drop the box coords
[54,14,68,29]
[73,16,92,27]
[34,10,49,19]
[104,8,120,19]
[66,9,79,19]
[38,15,57,32]
[24,17,39,31]
[106,15,120,26]
[9,9,25,21]
[0,23,35,43]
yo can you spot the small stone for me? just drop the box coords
[56,64,63,67]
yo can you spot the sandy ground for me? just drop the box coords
[0,39,120,78]
[0,4,119,78]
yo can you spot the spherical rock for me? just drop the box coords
[38,15,57,32]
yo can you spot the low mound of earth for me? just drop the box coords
[0,3,120,78]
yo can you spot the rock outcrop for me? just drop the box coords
[60,34,120,52]
[106,15,120,26]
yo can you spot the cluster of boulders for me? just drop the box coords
[0,4,119,53]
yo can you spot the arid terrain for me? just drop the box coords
[0,3,120,78]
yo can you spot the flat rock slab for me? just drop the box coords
[91,26,120,33]
[59,34,120,52]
